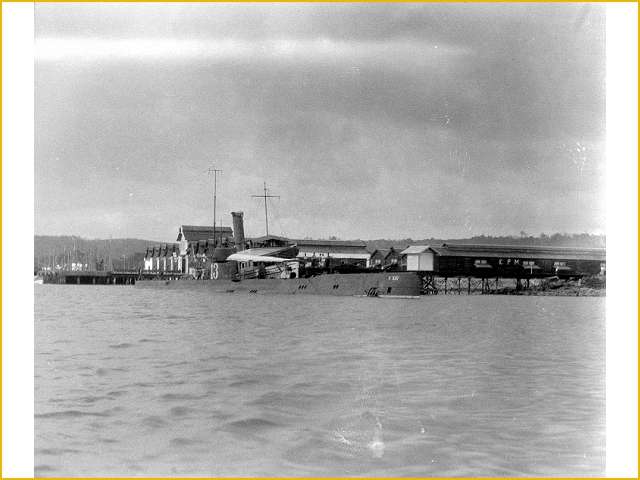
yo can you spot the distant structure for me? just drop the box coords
[245,234,290,249]
[369,247,402,269]
[143,221,374,276]
[294,239,370,268]
[143,225,234,273]
[176,225,233,244]
[142,217,606,289]
[401,243,605,278]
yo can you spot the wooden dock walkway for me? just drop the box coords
[40,270,184,285]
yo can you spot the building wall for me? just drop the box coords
[435,255,603,277]
[406,252,435,271]
[296,250,370,267]
[143,253,182,272]
[144,257,153,271]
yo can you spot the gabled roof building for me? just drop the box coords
[177,225,233,243]
[294,239,370,261]
[401,243,605,277]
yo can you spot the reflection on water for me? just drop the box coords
[35,286,604,476]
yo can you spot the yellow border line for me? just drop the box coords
[1,0,639,3]
[1,4,3,480]
[1,1,636,479]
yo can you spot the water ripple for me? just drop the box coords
[35,288,605,476]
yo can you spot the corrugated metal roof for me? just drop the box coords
[295,239,367,248]
[250,235,291,243]
[297,245,370,255]
[178,225,233,242]
[431,243,605,261]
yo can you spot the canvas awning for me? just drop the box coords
[226,253,299,263]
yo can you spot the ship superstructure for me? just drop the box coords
[137,209,421,297]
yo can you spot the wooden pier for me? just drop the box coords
[418,273,603,295]
[41,270,185,285]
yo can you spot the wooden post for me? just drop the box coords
[468,277,471,295]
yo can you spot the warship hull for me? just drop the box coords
[135,271,421,298]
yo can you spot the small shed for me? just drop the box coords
[400,245,436,272]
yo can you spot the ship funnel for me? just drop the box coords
[231,211,245,251]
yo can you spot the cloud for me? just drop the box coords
[36,36,469,68]
[34,4,605,240]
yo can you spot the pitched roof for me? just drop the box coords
[400,245,434,255]
[250,234,291,243]
[385,248,402,259]
[431,243,606,261]
[295,239,367,248]
[145,243,179,257]
[177,225,233,242]
[297,245,370,255]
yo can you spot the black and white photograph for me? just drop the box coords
[3,1,635,477]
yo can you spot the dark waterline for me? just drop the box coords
[35,285,605,477]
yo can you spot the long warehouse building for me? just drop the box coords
[401,243,605,278]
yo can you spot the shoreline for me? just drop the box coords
[491,276,606,297]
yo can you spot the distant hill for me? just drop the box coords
[35,232,605,271]
[34,236,158,271]
[362,233,606,252]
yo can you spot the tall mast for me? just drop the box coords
[251,182,279,236]
[108,236,112,271]
[207,167,222,246]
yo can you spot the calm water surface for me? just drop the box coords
[35,286,604,476]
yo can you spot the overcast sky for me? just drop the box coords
[35,3,605,241]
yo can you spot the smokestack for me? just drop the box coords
[231,211,245,251]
